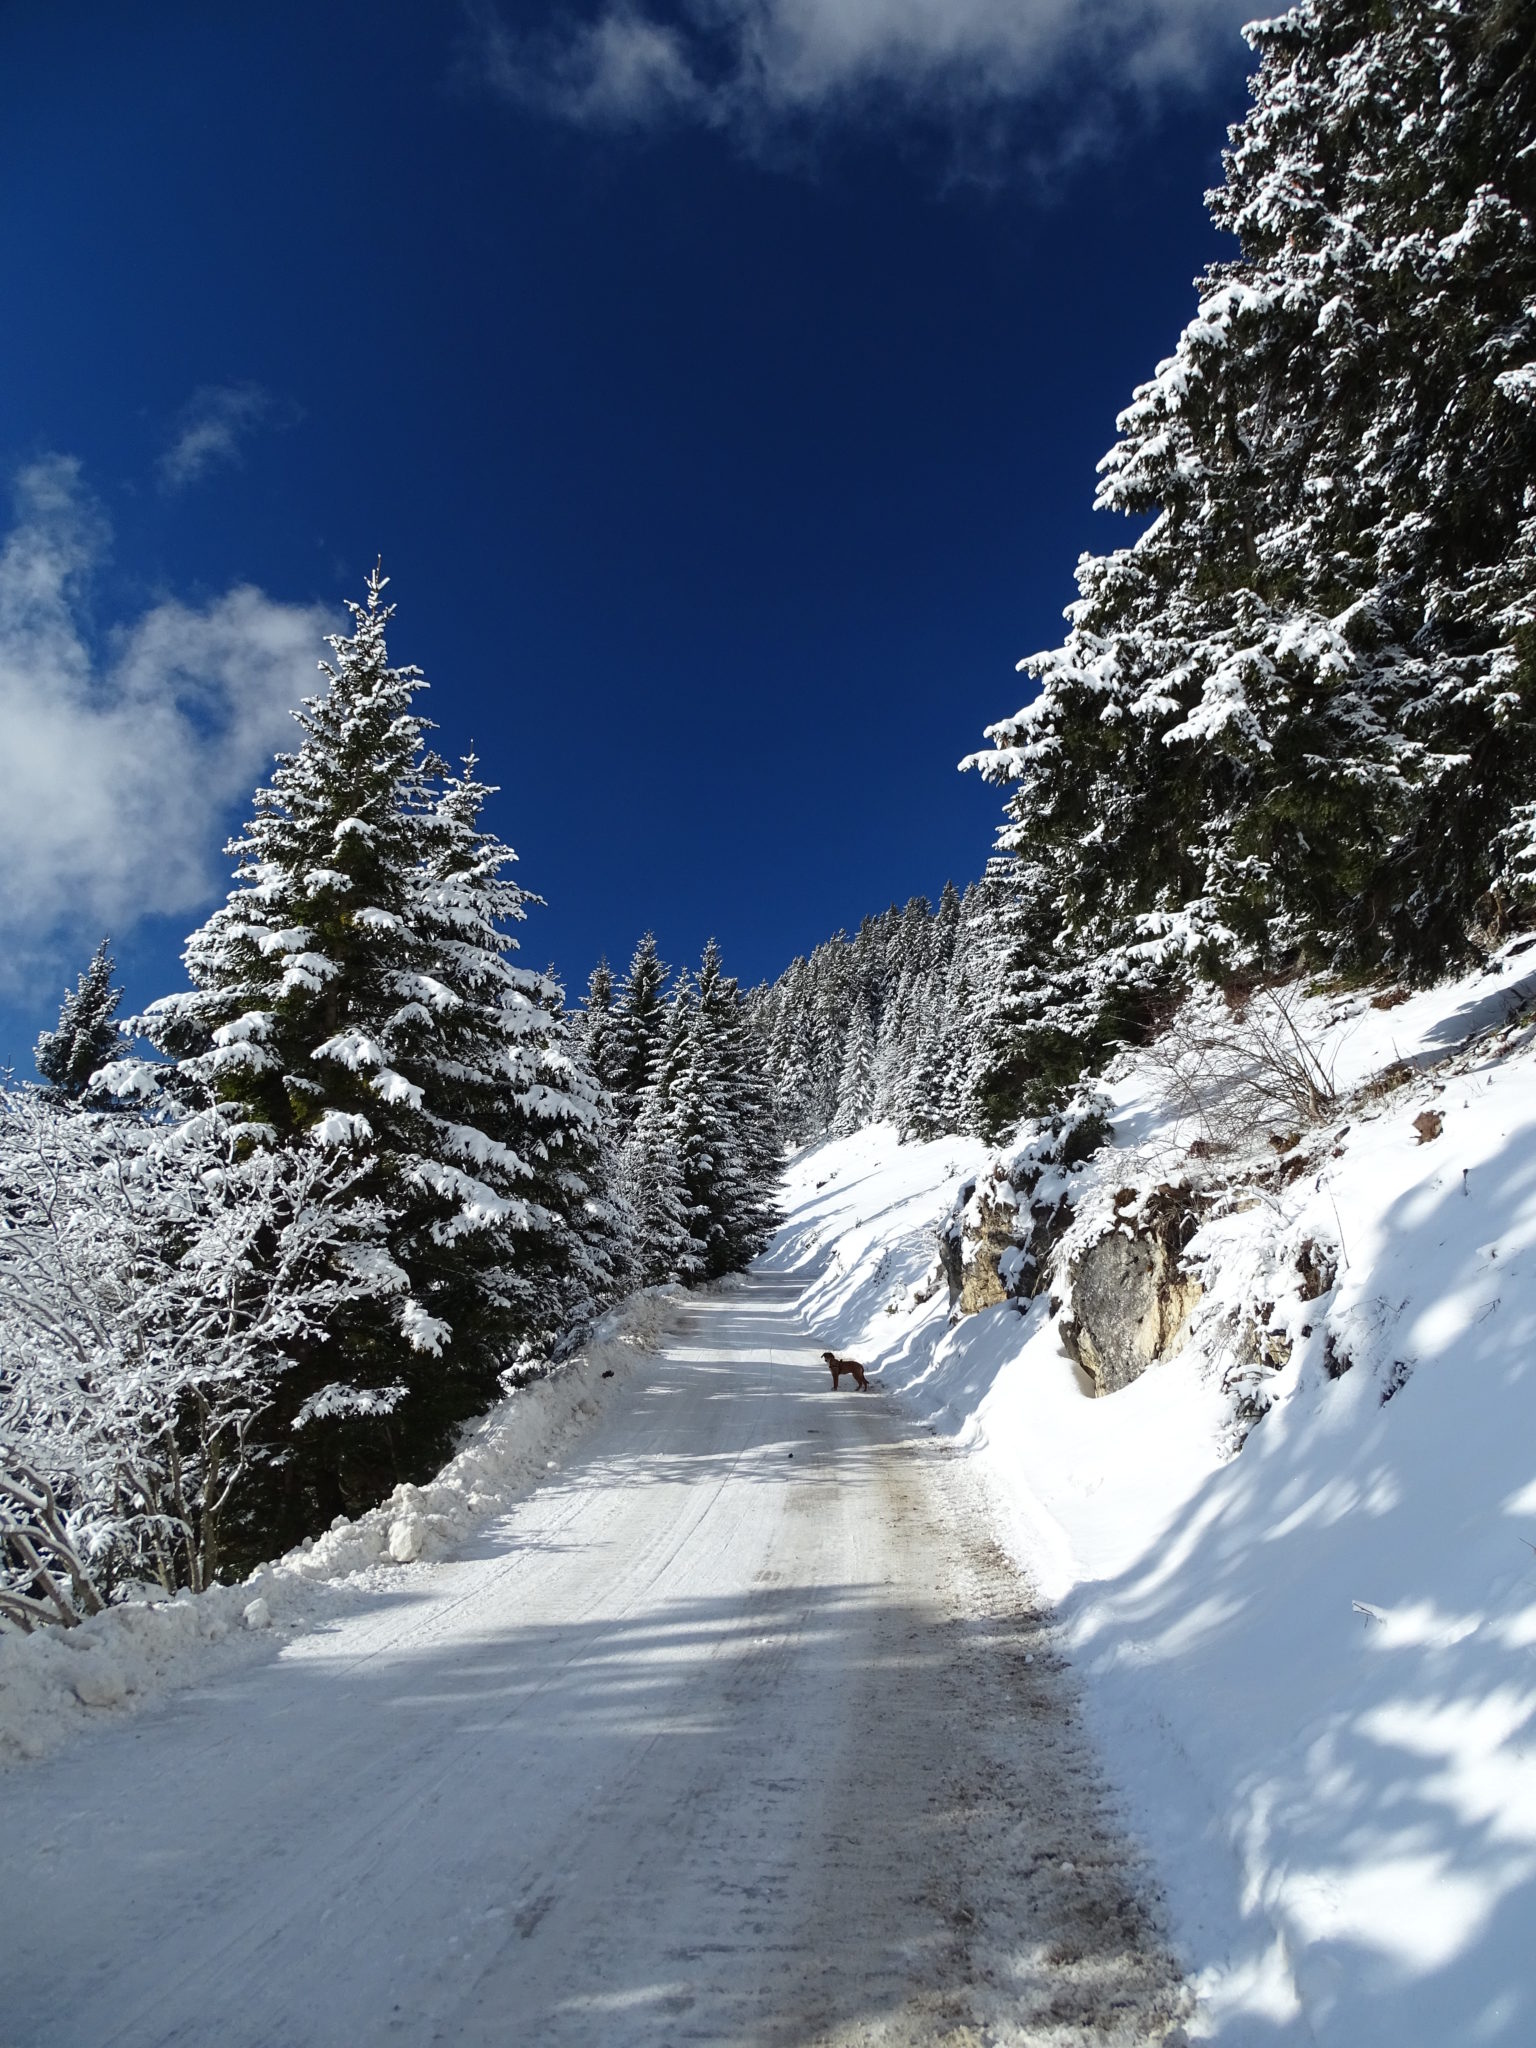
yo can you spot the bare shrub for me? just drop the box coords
[1149,984,1339,1156]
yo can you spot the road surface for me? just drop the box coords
[2,1275,1183,2046]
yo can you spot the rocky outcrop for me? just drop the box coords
[938,1178,977,1305]
[941,1104,1110,1316]
[957,1176,1029,1315]
[1060,1185,1203,1397]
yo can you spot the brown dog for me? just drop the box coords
[822,1351,869,1391]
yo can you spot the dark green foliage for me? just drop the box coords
[970,0,1536,1120]
[134,574,612,1555]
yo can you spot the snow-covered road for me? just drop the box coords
[2,1275,1181,2047]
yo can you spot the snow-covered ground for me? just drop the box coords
[9,948,1536,2044]
[0,1288,677,1764]
[771,945,1536,2045]
[2,1276,1182,2047]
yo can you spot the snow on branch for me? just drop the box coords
[0,1090,406,1621]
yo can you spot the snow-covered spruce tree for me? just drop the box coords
[613,943,779,1284]
[579,957,628,1105]
[764,954,820,1146]
[573,955,643,1297]
[682,941,779,1275]
[831,990,877,1136]
[610,932,671,1134]
[970,0,1536,1114]
[870,960,921,1128]
[34,940,122,1101]
[617,985,700,1287]
[935,878,1002,1135]
[731,997,785,1246]
[135,574,609,1541]
[969,851,1098,1130]
[668,970,739,1280]
[409,754,615,1363]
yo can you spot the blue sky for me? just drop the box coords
[0,1,1254,1067]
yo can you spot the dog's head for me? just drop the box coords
[821,1351,836,1364]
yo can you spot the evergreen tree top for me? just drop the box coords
[968,0,1536,1000]
[619,932,669,1011]
[34,938,123,1099]
[585,958,615,1012]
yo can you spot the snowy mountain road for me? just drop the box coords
[2,1276,1182,2047]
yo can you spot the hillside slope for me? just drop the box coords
[770,944,1536,2046]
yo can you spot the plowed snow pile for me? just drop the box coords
[767,944,1536,2046]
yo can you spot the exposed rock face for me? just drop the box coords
[1295,1236,1338,1301]
[1061,1186,1203,1397]
[957,1181,1025,1315]
[939,1178,977,1306]
[942,1167,1078,1316]
[941,1107,1112,1318]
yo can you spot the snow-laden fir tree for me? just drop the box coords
[902,986,950,1143]
[668,963,739,1280]
[765,954,820,1145]
[579,958,627,1104]
[134,573,612,1537]
[685,940,779,1273]
[611,942,779,1283]
[407,753,614,1364]
[831,990,877,1137]
[969,0,1536,1118]
[34,940,122,1101]
[609,933,671,1134]
[617,984,700,1286]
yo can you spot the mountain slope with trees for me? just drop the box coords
[748,876,1012,1146]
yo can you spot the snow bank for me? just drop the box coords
[769,945,1536,2047]
[0,1287,676,1765]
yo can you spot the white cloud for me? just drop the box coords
[158,382,273,491]
[475,0,1253,147]
[0,457,334,991]
[494,9,704,124]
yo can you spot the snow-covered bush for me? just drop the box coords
[0,1090,403,1623]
